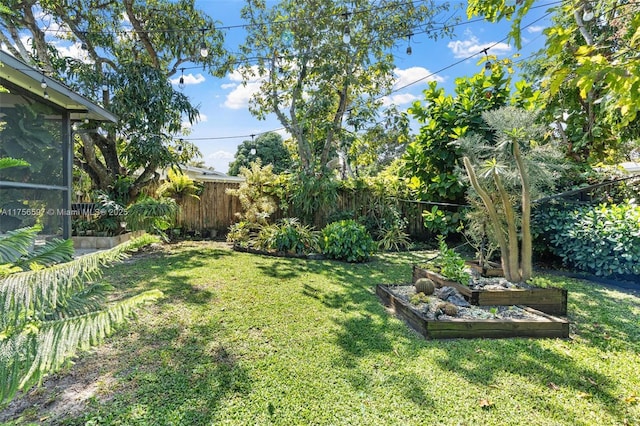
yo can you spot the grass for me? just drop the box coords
[2,241,639,425]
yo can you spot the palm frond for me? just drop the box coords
[0,227,39,264]
[48,283,114,320]
[0,289,162,404]
[15,239,74,270]
[0,235,156,331]
[0,158,29,170]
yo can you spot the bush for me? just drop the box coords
[254,218,319,254]
[532,201,640,277]
[226,221,253,248]
[432,236,470,285]
[321,220,376,262]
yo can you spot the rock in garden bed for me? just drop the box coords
[412,265,568,316]
[377,284,569,340]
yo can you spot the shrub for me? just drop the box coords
[532,201,640,277]
[226,221,253,248]
[321,220,376,263]
[254,218,319,254]
[432,236,470,285]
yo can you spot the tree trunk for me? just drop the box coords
[463,157,513,281]
[513,142,532,281]
[493,170,522,282]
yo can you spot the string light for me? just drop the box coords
[482,48,492,71]
[199,28,208,57]
[40,77,47,89]
[43,89,49,99]
[179,68,185,89]
[342,12,351,45]
[582,6,594,22]
[406,34,413,55]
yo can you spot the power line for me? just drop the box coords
[177,10,557,144]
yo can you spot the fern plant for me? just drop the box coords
[0,230,162,405]
[156,168,201,204]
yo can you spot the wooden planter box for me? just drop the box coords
[465,260,504,277]
[72,231,143,249]
[412,265,568,316]
[377,284,569,340]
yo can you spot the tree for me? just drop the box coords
[459,106,563,283]
[0,0,231,199]
[401,64,513,204]
[467,0,640,164]
[238,0,455,176]
[347,114,410,177]
[228,132,292,176]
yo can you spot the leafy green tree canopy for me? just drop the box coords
[467,0,640,163]
[0,0,231,199]
[238,0,456,176]
[228,132,292,176]
[401,63,518,203]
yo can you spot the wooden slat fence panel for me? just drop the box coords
[177,181,438,239]
[177,182,242,233]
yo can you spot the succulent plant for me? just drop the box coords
[415,278,435,295]
[436,301,459,316]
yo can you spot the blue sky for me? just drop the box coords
[13,0,551,173]
[173,1,553,173]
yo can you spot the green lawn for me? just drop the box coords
[4,241,639,425]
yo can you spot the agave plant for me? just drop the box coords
[0,229,162,405]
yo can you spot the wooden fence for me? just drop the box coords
[177,181,242,235]
[176,180,445,240]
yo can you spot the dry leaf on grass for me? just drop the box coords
[479,398,494,409]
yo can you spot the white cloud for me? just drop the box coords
[381,93,420,107]
[393,67,444,90]
[207,150,235,160]
[447,35,511,59]
[221,83,237,89]
[527,25,545,34]
[170,73,205,87]
[223,66,266,110]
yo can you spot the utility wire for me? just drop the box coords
[177,9,556,143]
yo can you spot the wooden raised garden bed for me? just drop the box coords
[412,265,568,316]
[377,284,569,340]
[465,260,504,277]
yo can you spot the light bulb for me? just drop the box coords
[582,9,594,22]
[406,45,412,55]
[343,27,351,44]
[72,123,78,131]
[199,42,208,57]
[485,61,492,71]
[40,78,47,89]
[44,90,49,100]
[179,76,185,89]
